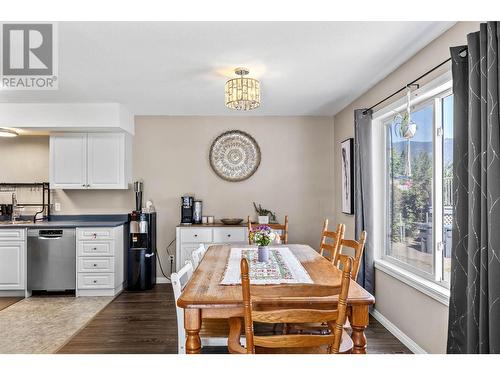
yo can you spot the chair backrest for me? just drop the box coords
[319,219,345,262]
[239,255,352,354]
[335,231,367,281]
[191,243,206,269]
[247,215,289,245]
[171,260,194,354]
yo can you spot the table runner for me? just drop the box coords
[220,246,313,285]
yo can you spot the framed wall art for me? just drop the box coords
[341,138,354,215]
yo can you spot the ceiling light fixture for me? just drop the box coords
[0,128,19,137]
[225,67,260,111]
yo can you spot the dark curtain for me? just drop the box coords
[447,22,500,354]
[354,109,374,296]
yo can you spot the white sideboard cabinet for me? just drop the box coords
[175,225,248,271]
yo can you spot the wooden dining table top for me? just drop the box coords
[177,244,375,309]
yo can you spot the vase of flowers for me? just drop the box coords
[249,225,276,263]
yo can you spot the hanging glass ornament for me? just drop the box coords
[393,87,417,139]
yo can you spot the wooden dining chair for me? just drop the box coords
[295,231,366,334]
[319,219,345,262]
[171,260,229,353]
[227,255,354,354]
[247,215,289,245]
[334,231,367,281]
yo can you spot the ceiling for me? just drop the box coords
[0,22,455,116]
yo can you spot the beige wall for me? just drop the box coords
[0,136,51,206]
[333,22,480,353]
[0,136,49,182]
[375,271,449,353]
[1,116,335,275]
[132,116,335,268]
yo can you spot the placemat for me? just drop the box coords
[220,246,313,285]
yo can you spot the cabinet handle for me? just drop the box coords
[227,234,231,237]
[194,234,198,237]
[93,247,97,250]
[93,280,97,283]
[93,263,98,267]
[82,184,86,187]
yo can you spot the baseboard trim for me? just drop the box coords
[156,276,171,284]
[0,290,25,297]
[371,309,427,354]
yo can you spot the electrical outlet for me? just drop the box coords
[169,255,174,261]
[54,202,61,212]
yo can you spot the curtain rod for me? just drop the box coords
[362,47,467,115]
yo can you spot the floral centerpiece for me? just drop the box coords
[249,225,277,262]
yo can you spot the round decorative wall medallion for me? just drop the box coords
[209,130,261,182]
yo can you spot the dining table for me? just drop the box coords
[177,244,375,354]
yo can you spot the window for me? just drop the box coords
[383,86,453,286]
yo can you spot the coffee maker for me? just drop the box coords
[181,196,194,225]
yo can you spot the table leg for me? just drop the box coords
[184,308,201,354]
[350,305,369,354]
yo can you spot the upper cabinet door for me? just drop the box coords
[50,133,88,189]
[87,133,126,189]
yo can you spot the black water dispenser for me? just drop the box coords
[126,212,157,290]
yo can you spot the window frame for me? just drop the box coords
[371,72,453,292]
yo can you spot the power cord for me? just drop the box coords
[155,237,176,281]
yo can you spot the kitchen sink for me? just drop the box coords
[0,220,34,225]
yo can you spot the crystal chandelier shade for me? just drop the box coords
[225,68,260,110]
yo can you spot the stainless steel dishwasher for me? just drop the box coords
[27,228,76,292]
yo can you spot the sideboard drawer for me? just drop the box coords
[77,228,114,241]
[0,228,25,242]
[180,228,212,243]
[78,273,114,289]
[78,257,115,273]
[213,227,246,243]
[78,241,115,256]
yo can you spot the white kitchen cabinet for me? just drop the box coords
[87,133,126,189]
[0,229,26,292]
[50,132,131,190]
[76,226,124,297]
[175,225,248,271]
[49,133,88,189]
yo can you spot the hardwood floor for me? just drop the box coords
[58,284,411,354]
[0,297,23,312]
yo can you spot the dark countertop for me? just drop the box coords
[0,214,128,229]
[176,223,248,228]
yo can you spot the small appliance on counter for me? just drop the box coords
[134,181,144,212]
[181,196,194,225]
[126,181,157,291]
[193,200,203,224]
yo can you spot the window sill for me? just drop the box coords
[374,259,450,306]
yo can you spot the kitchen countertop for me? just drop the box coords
[0,214,128,228]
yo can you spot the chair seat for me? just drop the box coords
[285,323,353,353]
[254,329,353,354]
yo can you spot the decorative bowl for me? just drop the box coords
[220,218,244,225]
